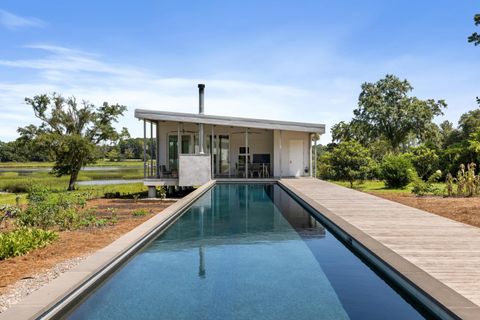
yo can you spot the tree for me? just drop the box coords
[324,141,375,188]
[354,75,446,151]
[468,14,480,46]
[458,106,480,139]
[23,93,127,190]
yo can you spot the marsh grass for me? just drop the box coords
[0,167,143,194]
[0,160,143,168]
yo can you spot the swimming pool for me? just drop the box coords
[63,184,432,319]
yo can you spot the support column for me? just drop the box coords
[156,121,161,178]
[148,186,156,198]
[199,123,204,154]
[245,127,249,179]
[279,130,282,178]
[143,120,147,178]
[309,133,313,177]
[211,125,214,179]
[177,123,181,171]
[215,129,220,175]
[314,135,317,178]
[150,122,154,177]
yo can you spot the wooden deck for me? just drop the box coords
[280,178,480,319]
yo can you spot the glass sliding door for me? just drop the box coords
[219,135,230,175]
[207,134,230,177]
[168,135,178,170]
[181,135,191,154]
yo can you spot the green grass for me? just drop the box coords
[0,159,143,168]
[330,180,446,195]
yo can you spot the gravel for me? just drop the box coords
[0,256,86,313]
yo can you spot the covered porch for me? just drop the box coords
[140,118,321,186]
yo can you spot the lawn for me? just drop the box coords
[331,180,446,195]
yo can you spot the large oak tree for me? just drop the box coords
[353,75,446,151]
[23,93,127,190]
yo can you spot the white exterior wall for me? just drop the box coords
[273,130,310,177]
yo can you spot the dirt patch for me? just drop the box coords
[370,192,480,228]
[0,199,175,295]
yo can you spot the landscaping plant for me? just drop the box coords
[132,209,148,217]
[445,163,480,197]
[411,170,442,196]
[380,154,416,189]
[0,228,58,260]
[321,141,375,188]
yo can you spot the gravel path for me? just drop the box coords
[0,256,86,313]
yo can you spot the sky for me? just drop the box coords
[0,0,479,143]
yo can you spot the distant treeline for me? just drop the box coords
[0,134,148,162]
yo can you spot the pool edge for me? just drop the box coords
[0,180,216,320]
[278,179,480,320]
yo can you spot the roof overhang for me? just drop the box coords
[134,109,325,134]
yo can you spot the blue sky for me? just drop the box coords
[0,0,479,143]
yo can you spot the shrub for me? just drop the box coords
[324,141,376,188]
[409,145,440,180]
[132,209,148,217]
[0,228,58,260]
[16,186,91,230]
[380,154,416,189]
[411,170,442,196]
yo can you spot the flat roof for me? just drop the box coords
[134,109,325,134]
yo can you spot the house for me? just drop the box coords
[135,84,325,197]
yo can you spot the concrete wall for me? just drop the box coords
[179,154,211,186]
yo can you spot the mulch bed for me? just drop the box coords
[0,199,175,294]
[370,192,480,228]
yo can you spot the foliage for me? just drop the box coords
[354,75,446,151]
[16,186,86,230]
[156,186,167,199]
[22,93,127,190]
[0,204,22,228]
[409,145,440,180]
[0,228,58,260]
[321,141,375,188]
[445,163,480,197]
[379,154,416,189]
[411,170,442,196]
[132,209,148,217]
[468,14,480,46]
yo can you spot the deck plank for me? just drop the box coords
[280,178,480,310]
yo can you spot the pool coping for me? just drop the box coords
[0,180,216,320]
[278,179,480,320]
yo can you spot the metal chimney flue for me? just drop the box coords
[198,84,205,154]
[198,84,205,114]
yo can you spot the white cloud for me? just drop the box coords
[1,44,478,145]
[0,9,44,30]
[0,45,337,143]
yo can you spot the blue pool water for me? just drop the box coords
[65,184,429,319]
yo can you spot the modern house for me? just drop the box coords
[135,84,325,196]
